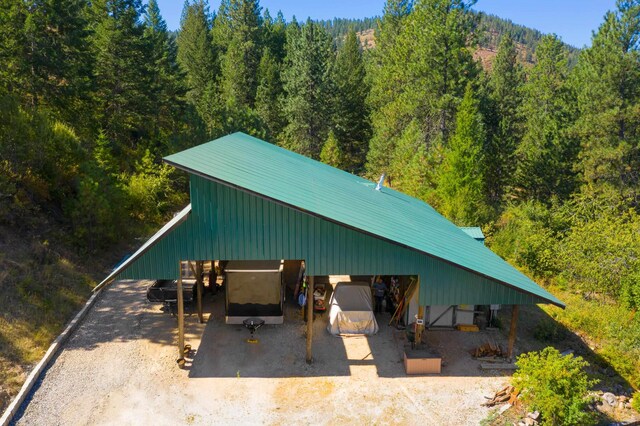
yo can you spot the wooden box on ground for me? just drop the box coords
[404,345,442,374]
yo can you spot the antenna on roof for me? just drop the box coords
[375,173,385,191]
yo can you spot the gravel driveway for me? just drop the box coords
[13,280,510,425]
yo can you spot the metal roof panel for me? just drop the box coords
[163,133,563,307]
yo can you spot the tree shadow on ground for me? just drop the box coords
[499,304,638,425]
[508,304,634,394]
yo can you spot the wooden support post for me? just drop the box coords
[413,277,423,345]
[306,275,314,364]
[177,261,185,363]
[196,261,204,323]
[416,305,424,345]
[188,261,204,323]
[507,305,519,359]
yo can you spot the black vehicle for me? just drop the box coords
[146,279,196,315]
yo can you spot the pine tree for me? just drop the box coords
[571,0,640,206]
[366,0,413,177]
[89,0,151,154]
[367,0,412,112]
[388,119,431,200]
[485,34,525,206]
[211,0,232,55]
[255,47,284,141]
[331,29,370,174]
[143,0,186,154]
[437,84,488,225]
[366,0,479,186]
[0,0,27,97]
[219,0,263,110]
[320,130,343,169]
[400,0,479,143]
[22,0,91,118]
[281,19,334,159]
[262,9,287,63]
[177,0,219,135]
[514,34,577,202]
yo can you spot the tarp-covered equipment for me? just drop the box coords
[327,282,379,335]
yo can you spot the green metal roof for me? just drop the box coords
[459,227,485,242]
[164,132,563,307]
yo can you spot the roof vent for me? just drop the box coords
[375,173,385,191]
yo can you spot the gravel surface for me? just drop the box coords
[14,280,511,425]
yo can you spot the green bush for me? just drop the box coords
[533,319,563,342]
[513,347,597,425]
[489,201,561,280]
[632,391,640,412]
[556,206,640,301]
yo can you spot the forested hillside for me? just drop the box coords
[319,11,579,66]
[1,0,639,414]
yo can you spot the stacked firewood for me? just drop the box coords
[473,341,504,358]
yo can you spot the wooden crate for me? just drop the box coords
[404,349,442,374]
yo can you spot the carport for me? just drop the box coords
[97,132,563,366]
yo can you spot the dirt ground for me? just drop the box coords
[13,279,515,426]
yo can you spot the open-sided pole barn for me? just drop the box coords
[98,132,563,365]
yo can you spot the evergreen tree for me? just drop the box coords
[22,0,91,119]
[211,0,232,55]
[255,47,284,141]
[281,19,334,159]
[254,9,286,141]
[366,0,413,177]
[388,119,431,200]
[367,0,412,112]
[143,0,186,153]
[437,84,488,225]
[89,0,151,152]
[366,0,479,186]
[320,130,343,169]
[0,0,27,96]
[262,9,287,63]
[177,0,219,135]
[514,34,577,202]
[400,0,479,143]
[219,0,263,110]
[331,29,370,174]
[571,0,640,206]
[485,34,525,206]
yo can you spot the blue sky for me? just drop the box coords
[154,0,616,48]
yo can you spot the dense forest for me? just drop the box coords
[1,0,640,411]
[321,11,579,64]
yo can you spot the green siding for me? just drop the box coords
[118,175,546,306]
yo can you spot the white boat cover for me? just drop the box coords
[327,282,379,335]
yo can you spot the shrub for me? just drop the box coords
[513,347,597,425]
[489,201,560,279]
[556,207,640,301]
[533,319,563,342]
[632,391,640,412]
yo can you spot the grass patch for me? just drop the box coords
[540,287,640,390]
[0,236,96,413]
